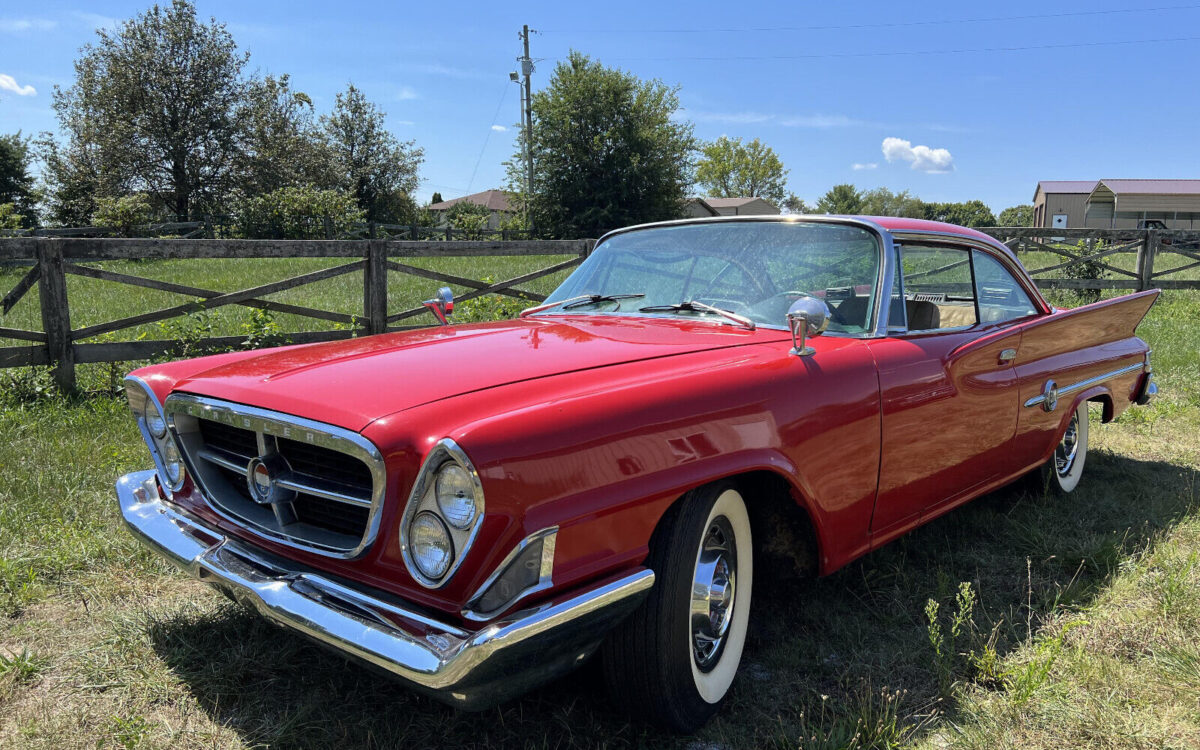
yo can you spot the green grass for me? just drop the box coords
[1,282,1198,747]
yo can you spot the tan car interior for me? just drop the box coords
[835,296,975,331]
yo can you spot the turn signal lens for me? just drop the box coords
[145,410,168,438]
[435,463,476,529]
[161,439,184,485]
[410,512,453,580]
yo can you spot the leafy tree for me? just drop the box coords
[0,203,23,230]
[37,133,100,226]
[516,52,696,238]
[445,201,492,238]
[94,193,153,236]
[234,185,364,239]
[860,187,925,218]
[320,84,423,223]
[696,136,788,204]
[782,193,814,214]
[430,191,443,205]
[49,0,249,220]
[816,184,864,214]
[997,204,1034,227]
[922,199,996,228]
[237,74,330,195]
[0,133,37,225]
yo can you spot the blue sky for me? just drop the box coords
[2,1,1198,212]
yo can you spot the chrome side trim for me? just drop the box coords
[462,526,558,621]
[1023,362,1146,409]
[164,394,387,560]
[398,438,486,589]
[116,470,654,709]
[125,375,186,498]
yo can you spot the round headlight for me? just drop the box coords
[435,463,476,529]
[410,512,453,580]
[161,439,184,485]
[145,409,168,439]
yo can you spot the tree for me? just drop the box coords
[49,0,249,220]
[816,184,864,214]
[782,194,814,215]
[517,52,696,238]
[237,74,330,196]
[430,191,443,205]
[234,186,364,239]
[922,200,996,228]
[997,204,1034,227]
[445,201,492,239]
[0,133,37,225]
[320,84,423,223]
[860,187,925,218]
[37,133,101,226]
[696,136,788,204]
[0,203,23,230]
[93,193,152,236]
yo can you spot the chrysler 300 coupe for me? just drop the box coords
[116,216,1159,730]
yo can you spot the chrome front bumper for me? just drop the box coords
[116,470,654,709]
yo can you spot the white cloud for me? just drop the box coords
[881,136,954,173]
[0,18,57,32]
[0,74,36,96]
[852,162,878,171]
[690,110,773,124]
[780,114,868,128]
[397,86,418,101]
[74,11,118,30]
[490,124,507,132]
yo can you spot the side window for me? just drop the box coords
[972,251,1038,324]
[898,246,977,330]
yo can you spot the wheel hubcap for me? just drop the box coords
[691,517,737,672]
[1055,411,1080,477]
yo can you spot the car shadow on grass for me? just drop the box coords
[147,449,1198,749]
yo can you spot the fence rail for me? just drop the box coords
[0,237,593,390]
[0,220,540,243]
[977,227,1200,291]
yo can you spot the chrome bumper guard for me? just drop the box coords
[1135,371,1158,405]
[116,470,654,709]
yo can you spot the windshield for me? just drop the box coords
[540,220,883,334]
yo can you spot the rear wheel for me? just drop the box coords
[601,481,753,731]
[1040,401,1089,494]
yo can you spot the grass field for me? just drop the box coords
[1,255,1198,748]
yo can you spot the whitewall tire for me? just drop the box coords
[1041,401,1089,494]
[601,481,753,731]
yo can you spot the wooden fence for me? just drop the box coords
[0,237,592,390]
[0,220,538,243]
[977,227,1200,291]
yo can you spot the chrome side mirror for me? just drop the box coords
[423,286,454,326]
[785,297,830,356]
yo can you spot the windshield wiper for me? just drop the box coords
[520,293,645,317]
[637,300,756,330]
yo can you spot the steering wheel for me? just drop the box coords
[757,290,848,325]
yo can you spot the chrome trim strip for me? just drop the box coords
[116,470,654,709]
[196,446,374,509]
[164,394,386,560]
[399,438,486,589]
[462,526,558,621]
[1023,362,1146,408]
[124,375,186,497]
[196,446,247,474]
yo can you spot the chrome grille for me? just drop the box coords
[164,394,385,559]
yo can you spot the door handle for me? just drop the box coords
[998,348,1017,364]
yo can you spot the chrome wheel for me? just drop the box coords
[691,517,737,672]
[1055,410,1080,477]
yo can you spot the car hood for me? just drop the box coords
[174,315,785,430]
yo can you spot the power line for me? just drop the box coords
[466,84,510,194]
[540,4,1200,34]
[606,34,1200,62]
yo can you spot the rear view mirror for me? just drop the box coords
[424,286,455,326]
[785,296,830,356]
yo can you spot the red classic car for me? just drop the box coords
[116,216,1159,730]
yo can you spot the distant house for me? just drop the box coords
[1033,179,1200,229]
[427,189,514,229]
[684,198,720,218]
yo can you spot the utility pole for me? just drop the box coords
[518,25,535,226]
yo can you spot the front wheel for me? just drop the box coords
[1040,401,1090,494]
[601,482,753,731]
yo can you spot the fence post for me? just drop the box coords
[1137,229,1159,291]
[410,224,418,240]
[36,239,76,392]
[364,240,388,335]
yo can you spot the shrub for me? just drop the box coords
[235,186,365,239]
[1063,239,1110,303]
[94,194,153,237]
[0,202,23,230]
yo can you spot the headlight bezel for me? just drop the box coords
[399,438,485,589]
[124,375,186,495]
